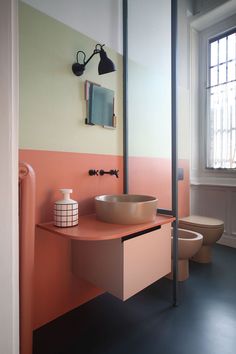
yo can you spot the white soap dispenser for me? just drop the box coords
[54,189,78,227]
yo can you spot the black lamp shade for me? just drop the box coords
[98,49,115,75]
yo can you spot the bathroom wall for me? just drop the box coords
[19,0,191,330]
[19,3,123,155]
[19,2,123,329]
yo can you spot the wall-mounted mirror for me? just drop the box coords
[85,81,116,128]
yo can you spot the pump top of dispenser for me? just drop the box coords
[55,189,76,205]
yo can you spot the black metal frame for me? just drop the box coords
[122,0,178,306]
[123,0,128,194]
[121,225,161,242]
[171,0,178,306]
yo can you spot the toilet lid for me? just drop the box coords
[179,215,224,229]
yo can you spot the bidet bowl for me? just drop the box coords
[171,228,203,259]
[167,228,203,281]
[95,194,158,224]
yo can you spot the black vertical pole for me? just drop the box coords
[123,0,128,194]
[171,0,179,306]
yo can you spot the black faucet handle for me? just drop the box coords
[88,169,99,176]
[111,169,119,178]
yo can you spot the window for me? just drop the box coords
[206,29,236,170]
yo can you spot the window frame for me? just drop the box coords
[208,27,236,90]
[198,16,236,179]
[206,27,236,171]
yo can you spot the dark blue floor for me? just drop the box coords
[33,244,236,354]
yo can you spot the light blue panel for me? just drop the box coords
[89,85,114,127]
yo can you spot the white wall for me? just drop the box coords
[193,0,229,15]
[177,0,191,160]
[0,0,19,353]
[21,0,123,53]
[189,27,200,181]
[191,0,236,30]
[191,185,236,248]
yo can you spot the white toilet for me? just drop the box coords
[167,228,203,281]
[179,215,224,263]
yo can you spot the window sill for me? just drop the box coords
[191,177,236,188]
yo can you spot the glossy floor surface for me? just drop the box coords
[33,244,236,354]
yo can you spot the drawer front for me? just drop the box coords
[123,223,171,300]
[72,239,123,299]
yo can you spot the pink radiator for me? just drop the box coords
[19,162,35,354]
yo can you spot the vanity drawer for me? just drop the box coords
[123,223,171,299]
[72,223,171,300]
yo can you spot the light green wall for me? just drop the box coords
[19,2,123,155]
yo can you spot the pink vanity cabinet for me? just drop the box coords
[38,214,174,301]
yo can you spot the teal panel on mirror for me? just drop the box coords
[89,85,114,127]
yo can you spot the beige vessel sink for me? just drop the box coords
[95,194,158,225]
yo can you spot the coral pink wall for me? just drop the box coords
[178,160,190,218]
[19,150,123,224]
[20,149,189,329]
[129,157,189,217]
[19,149,123,329]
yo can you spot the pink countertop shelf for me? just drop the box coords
[37,214,175,241]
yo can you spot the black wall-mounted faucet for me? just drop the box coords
[88,169,119,178]
[99,169,119,178]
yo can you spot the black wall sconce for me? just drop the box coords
[72,44,116,76]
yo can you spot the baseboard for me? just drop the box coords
[217,234,236,249]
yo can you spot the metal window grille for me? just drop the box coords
[206,28,236,170]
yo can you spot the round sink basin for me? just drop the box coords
[95,194,158,225]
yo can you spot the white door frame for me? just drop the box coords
[0,0,19,353]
